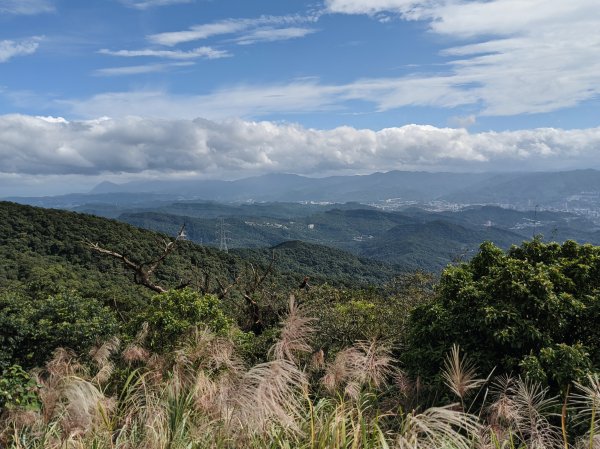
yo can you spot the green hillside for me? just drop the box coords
[118,205,529,271]
[234,240,402,288]
[0,201,396,294]
[360,220,525,271]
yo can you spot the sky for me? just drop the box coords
[1,0,600,195]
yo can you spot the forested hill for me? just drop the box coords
[0,200,403,370]
[233,240,400,287]
[0,201,400,296]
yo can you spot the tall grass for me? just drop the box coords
[1,297,598,448]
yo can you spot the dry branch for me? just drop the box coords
[85,224,186,294]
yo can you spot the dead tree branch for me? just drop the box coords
[85,224,186,294]
[241,250,277,334]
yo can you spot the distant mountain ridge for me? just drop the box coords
[88,170,493,202]
[7,169,600,210]
[86,169,600,207]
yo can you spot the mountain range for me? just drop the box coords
[85,169,600,208]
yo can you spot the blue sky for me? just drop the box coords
[1,0,600,195]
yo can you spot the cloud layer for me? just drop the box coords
[2,114,599,178]
[76,0,600,120]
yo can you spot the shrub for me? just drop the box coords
[0,365,40,413]
[404,239,600,391]
[136,288,232,352]
[0,290,119,369]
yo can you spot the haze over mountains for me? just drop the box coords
[8,169,600,212]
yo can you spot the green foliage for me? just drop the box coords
[405,239,600,390]
[236,240,400,289]
[137,289,232,352]
[0,365,40,412]
[303,272,435,353]
[520,343,593,389]
[0,290,119,369]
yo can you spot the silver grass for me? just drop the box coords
[442,344,484,401]
[511,377,562,448]
[395,405,481,449]
[269,295,316,364]
[322,339,395,396]
[60,378,106,435]
[488,376,562,449]
[354,339,395,388]
[121,344,150,365]
[322,347,361,393]
[122,323,150,365]
[177,327,244,374]
[232,359,308,434]
[89,337,120,385]
[572,374,600,449]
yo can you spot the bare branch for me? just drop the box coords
[84,224,186,294]
[145,224,186,276]
[215,274,242,299]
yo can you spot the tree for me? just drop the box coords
[404,239,600,391]
[135,288,232,352]
[0,290,118,369]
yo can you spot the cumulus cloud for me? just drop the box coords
[0,37,42,63]
[0,0,53,15]
[324,0,600,116]
[1,114,600,178]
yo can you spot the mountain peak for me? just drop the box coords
[90,181,122,194]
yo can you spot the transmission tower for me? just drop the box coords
[217,218,231,252]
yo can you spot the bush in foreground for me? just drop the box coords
[405,239,600,392]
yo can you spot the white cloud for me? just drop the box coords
[99,46,230,60]
[0,37,42,63]
[94,62,194,76]
[0,0,53,15]
[234,27,317,45]
[325,0,432,16]
[57,76,484,120]
[80,0,600,118]
[120,0,193,10]
[2,114,600,178]
[324,0,600,116]
[148,19,249,46]
[62,83,343,120]
[148,15,316,46]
